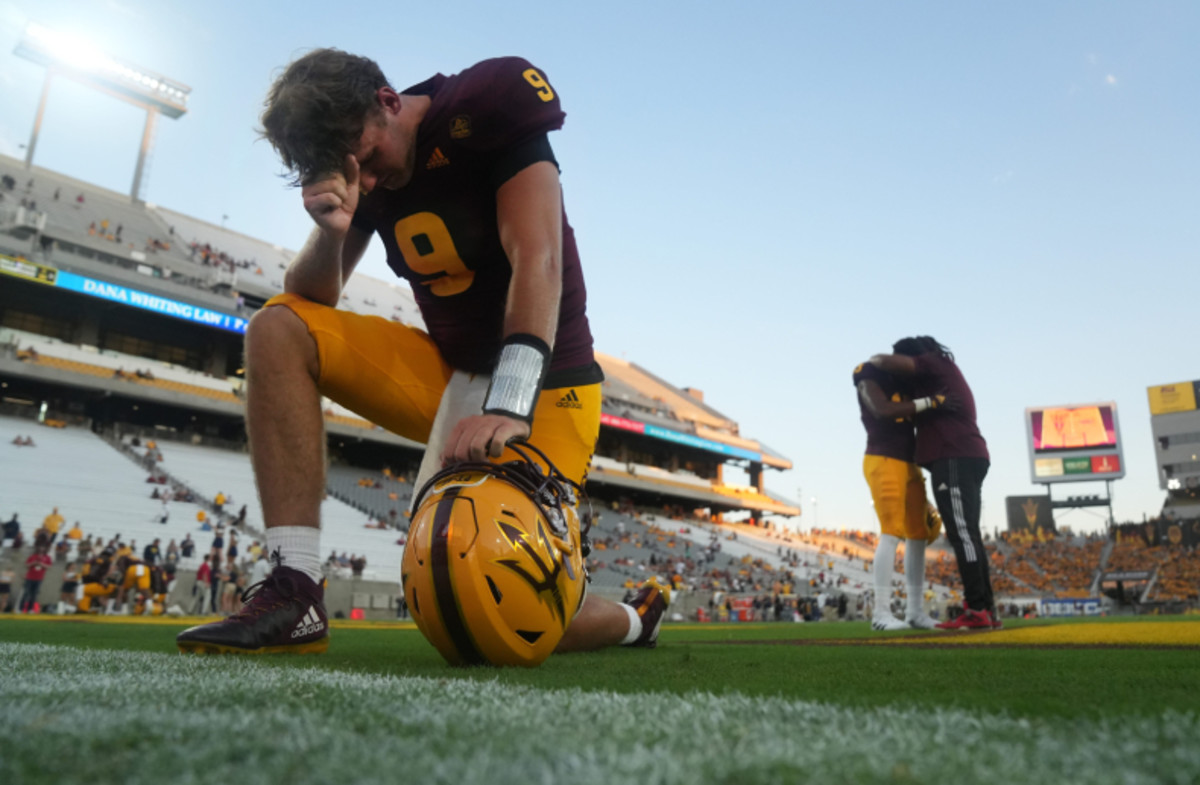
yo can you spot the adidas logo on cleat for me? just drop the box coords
[556,389,582,409]
[291,607,325,639]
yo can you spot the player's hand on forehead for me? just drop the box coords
[301,154,360,235]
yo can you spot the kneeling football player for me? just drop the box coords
[176,49,668,657]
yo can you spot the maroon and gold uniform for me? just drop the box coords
[77,552,118,612]
[854,364,928,541]
[134,564,170,615]
[350,57,596,380]
[266,57,602,483]
[120,559,152,594]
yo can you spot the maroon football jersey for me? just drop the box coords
[910,353,989,465]
[351,57,596,382]
[853,363,916,462]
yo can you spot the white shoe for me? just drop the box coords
[871,615,909,631]
[907,614,938,630]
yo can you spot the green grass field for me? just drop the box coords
[3,616,1199,784]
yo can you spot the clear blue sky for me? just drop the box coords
[1,1,1195,535]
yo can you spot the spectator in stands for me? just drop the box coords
[221,563,241,614]
[872,336,997,630]
[40,507,65,547]
[165,540,180,569]
[54,539,70,563]
[76,536,93,563]
[0,565,13,612]
[2,513,20,549]
[208,554,223,615]
[214,491,226,514]
[350,555,366,578]
[192,554,213,615]
[175,49,667,658]
[248,550,272,586]
[65,521,83,541]
[180,534,195,559]
[60,561,79,607]
[143,538,162,566]
[19,545,53,613]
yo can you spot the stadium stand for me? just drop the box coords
[145,440,406,583]
[325,464,413,529]
[17,154,1200,622]
[0,414,210,568]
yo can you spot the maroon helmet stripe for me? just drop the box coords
[430,486,486,666]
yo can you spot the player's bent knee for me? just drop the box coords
[247,303,305,344]
[246,304,317,370]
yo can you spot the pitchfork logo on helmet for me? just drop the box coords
[401,441,589,668]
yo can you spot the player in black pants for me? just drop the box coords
[871,336,999,630]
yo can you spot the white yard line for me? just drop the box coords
[0,643,1195,785]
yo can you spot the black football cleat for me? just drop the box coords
[622,576,671,648]
[176,566,329,654]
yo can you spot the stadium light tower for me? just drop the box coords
[14,22,191,203]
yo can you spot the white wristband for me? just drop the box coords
[483,335,550,424]
[913,397,931,413]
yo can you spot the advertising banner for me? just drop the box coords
[0,253,57,285]
[55,271,248,334]
[599,413,645,434]
[600,414,762,461]
[1147,381,1199,415]
[1040,598,1101,617]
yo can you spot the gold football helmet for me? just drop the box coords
[401,441,589,667]
[925,502,944,545]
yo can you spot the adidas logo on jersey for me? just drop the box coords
[425,147,450,169]
[556,389,582,409]
[291,606,325,639]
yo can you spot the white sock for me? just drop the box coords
[266,526,323,584]
[873,534,899,618]
[904,539,927,620]
[620,602,643,644]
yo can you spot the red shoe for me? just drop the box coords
[935,606,995,630]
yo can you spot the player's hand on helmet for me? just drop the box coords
[301,154,360,237]
[442,413,531,466]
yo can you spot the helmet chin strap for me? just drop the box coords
[412,439,593,554]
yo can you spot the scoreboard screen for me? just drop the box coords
[1025,402,1125,484]
[1029,405,1118,453]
